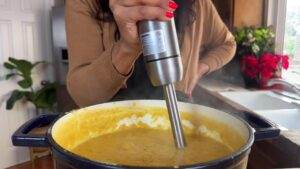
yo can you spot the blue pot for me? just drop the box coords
[11,100,280,169]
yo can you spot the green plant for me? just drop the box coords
[4,57,58,112]
[234,26,275,58]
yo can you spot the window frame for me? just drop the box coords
[264,0,287,54]
[265,0,300,85]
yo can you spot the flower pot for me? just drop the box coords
[242,75,259,89]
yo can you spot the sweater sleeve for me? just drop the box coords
[65,0,133,107]
[199,0,236,73]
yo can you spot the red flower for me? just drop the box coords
[260,53,278,70]
[244,69,258,79]
[260,68,274,79]
[241,53,290,81]
[274,54,289,70]
[281,55,289,70]
[259,53,280,80]
[241,55,259,79]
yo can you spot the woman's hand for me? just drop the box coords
[186,63,210,97]
[110,0,178,75]
[110,0,178,49]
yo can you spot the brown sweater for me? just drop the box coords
[65,0,236,107]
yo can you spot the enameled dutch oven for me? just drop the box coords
[12,100,280,169]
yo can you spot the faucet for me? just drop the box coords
[266,78,300,96]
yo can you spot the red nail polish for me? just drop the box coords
[169,1,178,9]
[165,12,174,18]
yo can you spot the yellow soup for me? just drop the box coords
[72,127,234,166]
[52,105,246,167]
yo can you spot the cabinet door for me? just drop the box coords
[212,0,234,30]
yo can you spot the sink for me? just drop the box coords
[256,109,300,130]
[219,91,299,111]
[219,91,300,130]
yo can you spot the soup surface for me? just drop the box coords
[72,127,233,167]
[53,105,246,167]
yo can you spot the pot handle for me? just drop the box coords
[12,114,59,147]
[236,112,280,141]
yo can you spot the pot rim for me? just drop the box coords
[47,100,255,169]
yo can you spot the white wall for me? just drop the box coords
[0,0,56,168]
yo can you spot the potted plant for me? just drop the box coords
[3,57,58,167]
[3,57,58,114]
[234,27,290,88]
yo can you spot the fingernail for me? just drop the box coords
[168,1,178,9]
[165,11,174,18]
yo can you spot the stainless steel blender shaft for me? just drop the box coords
[139,19,186,149]
[163,84,186,149]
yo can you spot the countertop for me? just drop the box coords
[195,78,300,168]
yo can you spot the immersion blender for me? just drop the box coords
[138,19,186,149]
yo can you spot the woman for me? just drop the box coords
[65,0,236,107]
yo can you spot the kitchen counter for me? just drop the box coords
[194,78,300,168]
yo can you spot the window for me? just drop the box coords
[283,0,300,84]
[266,0,300,85]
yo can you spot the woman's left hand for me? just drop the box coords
[186,63,210,97]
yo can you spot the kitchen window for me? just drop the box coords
[283,0,300,84]
[266,0,300,85]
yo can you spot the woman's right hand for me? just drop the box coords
[109,0,178,50]
[109,0,178,75]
